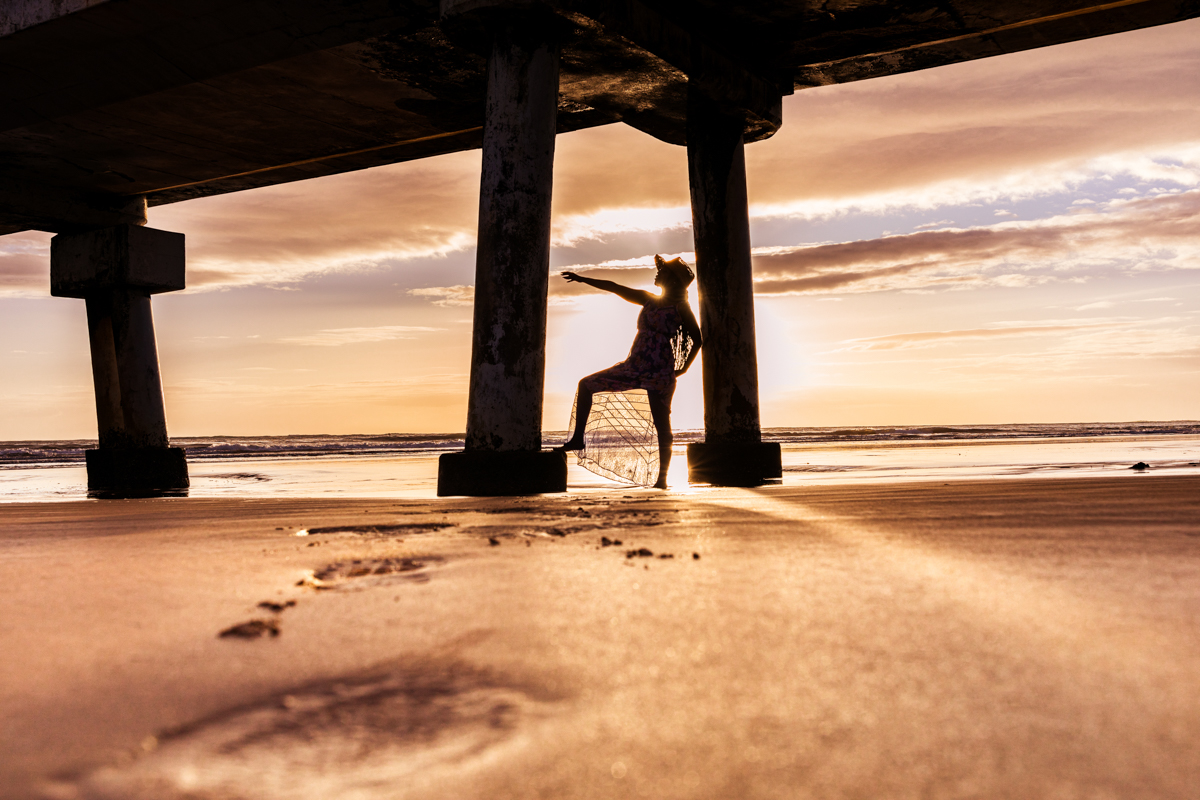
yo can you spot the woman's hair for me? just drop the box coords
[656,256,694,290]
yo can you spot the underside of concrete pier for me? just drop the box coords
[4,0,1198,235]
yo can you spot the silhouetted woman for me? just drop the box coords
[557,255,702,489]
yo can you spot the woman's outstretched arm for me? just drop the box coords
[675,302,704,376]
[560,271,654,305]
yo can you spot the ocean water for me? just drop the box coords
[1,422,1199,502]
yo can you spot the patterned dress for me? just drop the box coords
[580,300,684,400]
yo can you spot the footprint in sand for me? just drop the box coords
[68,662,562,800]
[217,601,297,639]
[298,523,454,537]
[296,556,443,590]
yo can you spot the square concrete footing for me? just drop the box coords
[438,449,567,496]
[85,447,189,495]
[687,441,782,486]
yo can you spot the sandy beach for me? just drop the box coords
[2,474,1199,799]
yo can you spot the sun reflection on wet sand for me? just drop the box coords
[702,486,1200,695]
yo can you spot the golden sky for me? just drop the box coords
[1,18,1198,439]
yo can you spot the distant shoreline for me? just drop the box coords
[3,421,1200,468]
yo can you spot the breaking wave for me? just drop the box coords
[3,421,1198,468]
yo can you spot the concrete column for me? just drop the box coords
[466,23,558,452]
[85,289,169,449]
[437,9,566,495]
[85,293,125,449]
[685,87,781,486]
[52,223,189,494]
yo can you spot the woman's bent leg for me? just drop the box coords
[648,391,672,489]
[561,378,596,451]
[562,365,639,450]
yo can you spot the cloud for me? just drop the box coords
[748,189,1200,295]
[168,373,465,398]
[412,264,685,306]
[744,19,1200,218]
[140,126,687,289]
[551,205,691,246]
[545,18,1200,232]
[0,252,45,292]
[835,322,1120,352]
[149,153,484,291]
[279,325,441,346]
[456,183,1200,301]
[407,285,475,306]
[0,231,51,296]
[238,149,1200,307]
[557,252,692,272]
[136,124,691,292]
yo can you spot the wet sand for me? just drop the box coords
[2,476,1199,799]
[5,433,1199,502]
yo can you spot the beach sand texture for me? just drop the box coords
[2,476,1199,799]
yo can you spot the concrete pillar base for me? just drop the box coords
[438,450,566,496]
[86,447,189,494]
[687,441,781,487]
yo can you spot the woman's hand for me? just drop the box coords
[560,271,583,283]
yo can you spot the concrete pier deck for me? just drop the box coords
[2,475,1198,799]
[6,1,1200,235]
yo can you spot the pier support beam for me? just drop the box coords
[438,4,566,496]
[51,222,189,494]
[685,88,781,486]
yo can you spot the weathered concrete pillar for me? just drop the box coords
[685,87,781,486]
[85,290,169,449]
[51,221,189,494]
[437,2,566,495]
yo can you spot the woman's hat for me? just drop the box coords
[655,255,695,287]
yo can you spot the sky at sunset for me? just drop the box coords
[1,18,1199,440]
